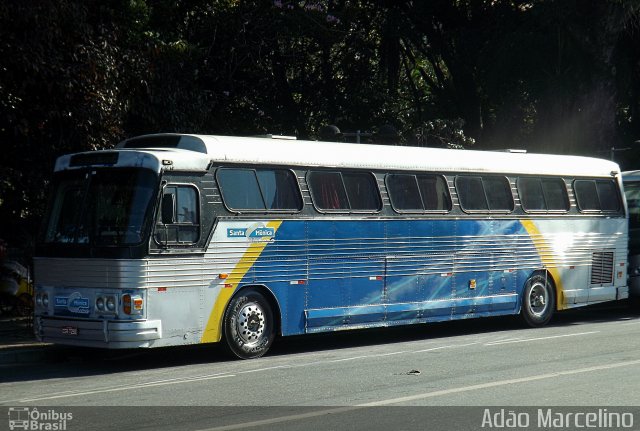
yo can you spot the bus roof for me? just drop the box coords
[59,133,621,177]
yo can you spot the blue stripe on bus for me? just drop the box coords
[233,219,541,336]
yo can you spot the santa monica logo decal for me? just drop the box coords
[227,223,275,242]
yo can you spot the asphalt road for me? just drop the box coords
[2,304,640,430]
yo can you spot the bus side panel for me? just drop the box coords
[384,220,453,321]
[519,218,628,308]
[269,218,529,335]
[202,216,627,340]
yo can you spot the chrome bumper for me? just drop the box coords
[35,317,162,348]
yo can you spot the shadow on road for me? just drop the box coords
[1,301,638,384]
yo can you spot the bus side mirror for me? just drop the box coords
[161,194,175,224]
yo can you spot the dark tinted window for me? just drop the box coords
[388,174,451,212]
[542,179,570,211]
[342,172,381,210]
[309,171,380,211]
[574,180,600,210]
[256,170,302,210]
[218,168,302,211]
[43,169,157,246]
[518,178,545,211]
[417,175,452,211]
[308,171,349,210]
[484,177,514,211]
[387,174,422,210]
[456,176,513,212]
[574,179,621,212]
[518,177,569,212]
[456,176,488,211]
[596,180,620,211]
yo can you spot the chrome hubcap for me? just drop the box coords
[528,282,548,317]
[236,302,265,345]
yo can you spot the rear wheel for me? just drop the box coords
[520,273,555,327]
[223,289,275,359]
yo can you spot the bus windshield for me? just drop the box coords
[43,168,158,246]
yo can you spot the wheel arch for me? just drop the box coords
[230,284,283,336]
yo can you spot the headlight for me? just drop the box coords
[106,296,116,311]
[36,294,43,306]
[42,294,49,307]
[96,297,105,311]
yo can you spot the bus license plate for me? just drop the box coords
[61,326,78,336]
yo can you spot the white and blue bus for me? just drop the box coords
[34,134,629,358]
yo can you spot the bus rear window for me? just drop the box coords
[217,168,302,212]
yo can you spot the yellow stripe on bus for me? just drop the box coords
[200,220,283,344]
[520,219,566,310]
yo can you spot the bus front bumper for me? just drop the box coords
[35,316,162,348]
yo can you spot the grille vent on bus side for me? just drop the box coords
[590,251,614,285]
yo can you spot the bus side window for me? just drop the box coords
[308,171,349,210]
[387,174,422,211]
[596,180,620,212]
[155,185,200,245]
[218,167,302,212]
[574,179,621,213]
[484,176,514,211]
[456,176,488,211]
[342,172,381,211]
[542,178,569,211]
[256,169,303,210]
[518,177,545,211]
[417,175,451,211]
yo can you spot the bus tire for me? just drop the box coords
[223,289,275,359]
[520,273,555,327]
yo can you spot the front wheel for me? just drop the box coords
[520,274,555,327]
[223,289,275,359]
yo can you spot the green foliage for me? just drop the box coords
[1,0,640,251]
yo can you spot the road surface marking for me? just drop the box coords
[192,358,640,430]
[483,331,598,346]
[12,373,235,403]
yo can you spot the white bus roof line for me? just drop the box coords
[56,133,620,177]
